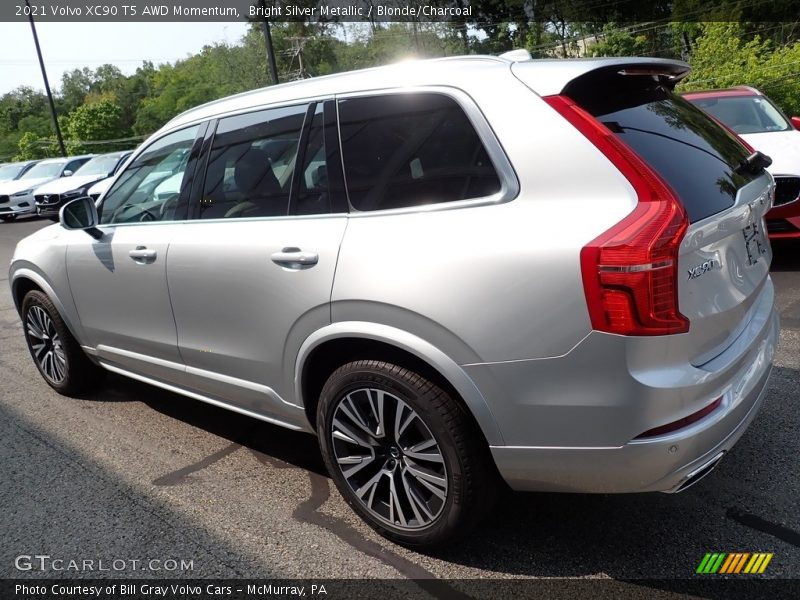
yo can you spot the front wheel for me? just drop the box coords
[21,290,105,395]
[0,214,17,222]
[317,360,496,547]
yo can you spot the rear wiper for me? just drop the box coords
[735,151,772,175]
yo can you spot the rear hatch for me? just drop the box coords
[514,60,774,363]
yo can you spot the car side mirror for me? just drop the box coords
[62,170,73,177]
[791,116,800,130]
[60,197,102,239]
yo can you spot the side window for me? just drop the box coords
[99,125,200,225]
[64,158,88,175]
[199,104,306,220]
[337,93,502,211]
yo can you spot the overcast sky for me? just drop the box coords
[0,22,251,96]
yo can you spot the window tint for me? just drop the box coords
[569,74,756,223]
[65,158,89,174]
[99,125,199,224]
[338,94,501,211]
[199,104,306,220]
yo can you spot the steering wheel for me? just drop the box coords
[159,194,180,219]
[138,210,157,222]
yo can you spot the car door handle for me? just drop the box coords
[271,248,318,269]
[129,247,157,262]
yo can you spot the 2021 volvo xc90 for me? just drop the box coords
[10,54,778,547]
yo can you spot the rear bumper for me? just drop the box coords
[490,358,772,493]
[470,282,779,493]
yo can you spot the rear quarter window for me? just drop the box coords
[337,93,502,211]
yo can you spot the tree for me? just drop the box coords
[14,131,59,160]
[680,22,800,116]
[66,100,125,153]
[588,23,649,57]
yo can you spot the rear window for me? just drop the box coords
[567,74,756,223]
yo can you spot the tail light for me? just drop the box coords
[544,95,689,336]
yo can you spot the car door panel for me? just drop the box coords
[166,216,347,417]
[64,124,204,382]
[65,224,185,381]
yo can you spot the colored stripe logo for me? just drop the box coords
[696,552,773,574]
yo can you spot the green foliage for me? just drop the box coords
[14,131,60,161]
[680,22,800,116]
[588,23,649,57]
[66,99,125,153]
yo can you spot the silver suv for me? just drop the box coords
[10,55,779,547]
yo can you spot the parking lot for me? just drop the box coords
[0,216,798,590]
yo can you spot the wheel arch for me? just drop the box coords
[295,322,504,446]
[10,268,87,346]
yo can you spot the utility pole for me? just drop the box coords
[259,0,279,85]
[25,0,66,156]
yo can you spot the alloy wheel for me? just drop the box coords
[330,387,448,530]
[26,305,67,383]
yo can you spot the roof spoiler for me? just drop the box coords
[511,58,691,96]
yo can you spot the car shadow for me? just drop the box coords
[94,367,800,582]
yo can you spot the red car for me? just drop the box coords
[683,87,800,239]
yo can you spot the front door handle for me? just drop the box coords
[271,247,318,269]
[129,246,157,263]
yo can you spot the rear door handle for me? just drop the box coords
[271,248,318,269]
[129,246,157,263]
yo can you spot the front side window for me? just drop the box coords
[99,125,200,224]
[199,104,307,220]
[65,158,90,175]
[338,93,502,211]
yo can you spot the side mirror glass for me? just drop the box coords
[60,197,102,239]
[62,170,73,177]
[791,116,800,130]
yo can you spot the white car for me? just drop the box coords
[0,160,40,184]
[0,155,93,222]
[34,151,132,219]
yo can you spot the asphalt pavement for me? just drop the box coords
[0,216,797,595]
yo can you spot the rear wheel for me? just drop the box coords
[21,290,105,395]
[317,360,496,547]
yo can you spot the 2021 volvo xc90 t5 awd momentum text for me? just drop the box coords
[10,54,778,547]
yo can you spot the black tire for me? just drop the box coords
[317,360,496,547]
[21,290,105,395]
[0,214,17,222]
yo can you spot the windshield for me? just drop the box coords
[21,161,65,179]
[0,164,26,181]
[689,95,791,134]
[75,155,120,176]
